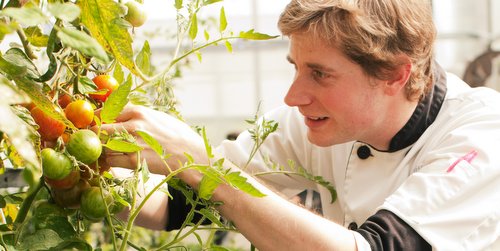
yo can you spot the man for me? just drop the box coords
[101,0,500,250]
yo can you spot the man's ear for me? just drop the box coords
[384,55,412,96]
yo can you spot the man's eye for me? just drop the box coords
[312,70,326,79]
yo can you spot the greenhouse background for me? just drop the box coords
[136,0,500,145]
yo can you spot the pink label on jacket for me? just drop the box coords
[446,150,478,173]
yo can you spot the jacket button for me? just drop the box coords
[348,222,358,230]
[357,145,372,159]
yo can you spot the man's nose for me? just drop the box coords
[284,78,311,107]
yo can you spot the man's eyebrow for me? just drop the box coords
[286,55,336,73]
[306,62,335,72]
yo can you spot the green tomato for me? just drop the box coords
[80,186,113,222]
[41,148,73,180]
[124,1,147,27]
[66,129,102,164]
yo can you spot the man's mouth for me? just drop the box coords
[308,116,328,121]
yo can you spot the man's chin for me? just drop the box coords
[307,133,335,147]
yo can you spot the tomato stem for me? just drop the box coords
[118,151,142,251]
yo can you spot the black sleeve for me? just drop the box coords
[355,209,432,251]
[165,188,212,231]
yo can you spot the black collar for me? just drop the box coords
[388,63,447,152]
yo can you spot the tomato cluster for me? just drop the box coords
[29,75,125,221]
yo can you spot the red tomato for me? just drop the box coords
[51,179,91,209]
[90,75,119,102]
[65,100,94,129]
[57,93,72,109]
[31,106,66,141]
[45,168,80,190]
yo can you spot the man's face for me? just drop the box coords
[284,32,389,147]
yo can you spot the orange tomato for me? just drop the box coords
[65,100,94,129]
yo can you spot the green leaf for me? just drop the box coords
[224,40,232,53]
[0,104,38,168]
[0,52,27,77]
[22,166,42,190]
[47,2,81,22]
[198,175,222,200]
[102,171,113,179]
[100,75,132,123]
[50,238,93,251]
[226,171,265,197]
[104,139,143,153]
[0,20,17,42]
[219,7,227,32]
[193,231,203,246]
[0,196,6,208]
[4,48,41,79]
[57,27,109,64]
[204,30,210,40]
[113,64,125,84]
[203,0,223,5]
[0,91,39,167]
[17,229,64,250]
[174,0,183,9]
[112,186,131,208]
[201,127,213,158]
[239,29,279,40]
[32,216,77,240]
[189,13,198,40]
[78,0,137,76]
[2,5,48,26]
[136,130,163,157]
[198,208,223,227]
[141,159,150,184]
[78,76,98,94]
[195,50,202,62]
[24,27,49,47]
[135,40,151,76]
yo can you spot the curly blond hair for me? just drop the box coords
[278,0,436,101]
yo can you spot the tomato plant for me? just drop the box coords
[90,75,119,102]
[41,148,73,180]
[66,129,102,164]
[124,1,147,27]
[30,106,66,141]
[0,0,279,250]
[64,99,94,128]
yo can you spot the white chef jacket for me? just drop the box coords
[216,72,500,251]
